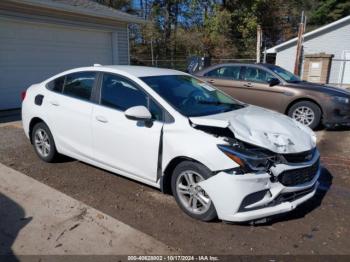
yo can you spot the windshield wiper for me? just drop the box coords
[197,101,245,110]
[197,100,238,106]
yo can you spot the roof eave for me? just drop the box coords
[6,0,145,24]
[266,15,350,53]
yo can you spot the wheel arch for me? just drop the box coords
[29,117,46,144]
[161,156,208,195]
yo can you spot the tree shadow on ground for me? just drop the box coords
[325,125,350,132]
[0,193,32,261]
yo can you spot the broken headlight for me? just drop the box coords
[218,144,278,174]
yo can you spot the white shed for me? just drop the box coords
[266,15,350,87]
[0,0,142,110]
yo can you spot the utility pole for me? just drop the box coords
[294,11,306,76]
[263,46,267,63]
[150,37,154,66]
[256,25,262,63]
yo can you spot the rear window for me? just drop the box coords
[204,66,241,80]
[63,72,97,101]
[47,76,65,93]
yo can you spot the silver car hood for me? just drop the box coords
[189,105,316,154]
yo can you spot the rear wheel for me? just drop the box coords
[288,101,321,130]
[31,122,59,162]
[171,161,217,222]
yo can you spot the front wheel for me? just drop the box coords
[171,161,217,222]
[288,101,321,130]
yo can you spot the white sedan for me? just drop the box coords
[22,65,320,223]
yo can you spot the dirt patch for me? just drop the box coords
[0,126,349,254]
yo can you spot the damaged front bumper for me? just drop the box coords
[198,151,320,222]
[323,96,350,127]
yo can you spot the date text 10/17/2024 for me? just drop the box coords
[128,256,220,261]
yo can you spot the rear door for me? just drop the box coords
[45,71,97,158]
[239,66,287,111]
[91,73,164,182]
[200,65,248,101]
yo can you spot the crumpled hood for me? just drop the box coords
[190,105,316,154]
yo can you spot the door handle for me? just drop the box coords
[243,82,252,87]
[95,115,108,123]
[49,100,59,106]
[283,91,293,96]
[208,79,215,83]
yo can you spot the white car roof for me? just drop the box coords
[92,65,188,78]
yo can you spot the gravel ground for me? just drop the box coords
[0,124,349,255]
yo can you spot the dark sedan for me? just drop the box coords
[195,63,350,129]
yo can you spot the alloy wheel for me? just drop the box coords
[34,128,51,158]
[292,106,315,126]
[175,170,211,215]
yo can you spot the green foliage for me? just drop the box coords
[310,0,350,25]
[94,0,132,11]
[202,5,236,57]
[101,0,350,66]
[223,0,285,57]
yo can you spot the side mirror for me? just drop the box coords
[269,78,280,87]
[124,106,152,121]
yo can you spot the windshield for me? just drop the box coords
[266,65,301,83]
[140,75,245,117]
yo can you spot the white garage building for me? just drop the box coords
[0,0,141,110]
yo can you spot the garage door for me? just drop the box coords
[0,18,113,110]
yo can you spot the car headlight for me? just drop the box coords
[218,144,276,174]
[333,96,350,104]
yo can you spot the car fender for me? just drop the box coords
[161,122,238,173]
[22,84,50,138]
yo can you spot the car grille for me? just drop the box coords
[273,185,316,203]
[238,185,317,212]
[282,149,315,163]
[278,159,320,186]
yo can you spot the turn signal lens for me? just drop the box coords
[224,153,246,167]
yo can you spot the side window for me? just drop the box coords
[205,68,221,77]
[63,72,96,100]
[47,76,65,93]
[243,67,274,84]
[100,73,163,121]
[205,66,241,80]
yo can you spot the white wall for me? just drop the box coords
[275,20,350,84]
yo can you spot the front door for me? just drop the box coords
[92,73,164,182]
[238,66,287,112]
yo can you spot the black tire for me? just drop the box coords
[31,122,59,162]
[171,161,217,222]
[288,101,322,130]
